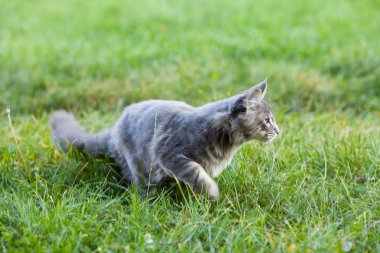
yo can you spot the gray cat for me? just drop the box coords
[50,81,279,200]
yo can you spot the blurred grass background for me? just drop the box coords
[1,0,379,114]
[0,0,379,252]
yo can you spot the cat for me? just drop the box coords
[50,80,279,200]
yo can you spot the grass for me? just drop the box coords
[0,0,379,252]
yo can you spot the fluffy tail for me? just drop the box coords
[50,110,110,156]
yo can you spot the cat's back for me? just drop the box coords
[123,100,194,118]
[114,100,194,136]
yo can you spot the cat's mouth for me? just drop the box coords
[265,133,278,143]
[254,134,277,143]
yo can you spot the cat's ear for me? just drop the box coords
[231,96,248,115]
[231,80,267,115]
[246,80,267,100]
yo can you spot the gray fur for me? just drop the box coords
[50,80,279,200]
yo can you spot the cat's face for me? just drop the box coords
[231,81,280,143]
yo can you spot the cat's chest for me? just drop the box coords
[206,148,238,178]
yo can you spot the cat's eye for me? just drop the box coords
[265,118,270,124]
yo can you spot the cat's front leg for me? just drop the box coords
[164,158,220,200]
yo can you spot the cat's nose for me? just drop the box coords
[274,126,280,134]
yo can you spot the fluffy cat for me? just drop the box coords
[50,81,279,200]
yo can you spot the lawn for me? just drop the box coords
[0,0,379,252]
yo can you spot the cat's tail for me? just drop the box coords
[49,110,111,156]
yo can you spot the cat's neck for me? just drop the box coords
[196,98,240,151]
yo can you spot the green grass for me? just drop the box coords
[0,0,379,252]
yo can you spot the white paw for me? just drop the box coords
[207,182,220,201]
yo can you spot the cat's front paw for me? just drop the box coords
[207,182,220,201]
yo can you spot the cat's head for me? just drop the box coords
[230,81,280,143]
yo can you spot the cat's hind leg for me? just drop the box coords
[108,140,136,184]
